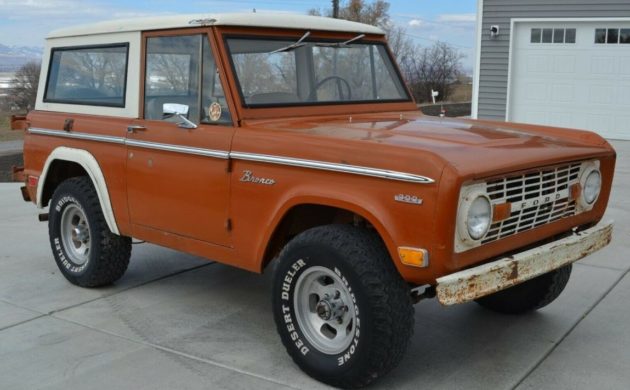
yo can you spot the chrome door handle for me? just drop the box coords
[127,125,146,133]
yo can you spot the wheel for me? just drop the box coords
[48,176,131,287]
[475,264,572,314]
[272,225,414,388]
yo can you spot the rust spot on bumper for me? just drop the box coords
[436,221,614,306]
[507,262,518,280]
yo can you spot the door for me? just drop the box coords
[510,21,630,140]
[126,31,235,246]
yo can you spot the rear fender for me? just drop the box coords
[38,146,119,235]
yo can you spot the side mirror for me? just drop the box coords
[162,103,197,129]
[163,103,189,116]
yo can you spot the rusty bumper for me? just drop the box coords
[436,221,614,306]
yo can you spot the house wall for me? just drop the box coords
[476,0,630,121]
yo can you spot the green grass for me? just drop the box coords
[0,112,25,142]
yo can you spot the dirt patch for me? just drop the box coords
[0,152,23,182]
[420,102,471,118]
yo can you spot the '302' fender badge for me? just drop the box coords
[394,194,423,205]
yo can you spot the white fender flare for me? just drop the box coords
[37,147,120,235]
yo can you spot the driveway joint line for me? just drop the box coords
[511,266,630,389]
[48,313,302,390]
[0,261,215,332]
[48,261,216,316]
[575,262,628,272]
[0,314,47,332]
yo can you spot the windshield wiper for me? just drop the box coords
[268,31,311,54]
[315,34,365,48]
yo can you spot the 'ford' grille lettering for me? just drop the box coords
[482,162,581,244]
[511,189,569,212]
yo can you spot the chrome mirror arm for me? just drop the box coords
[176,114,197,129]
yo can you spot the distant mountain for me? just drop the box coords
[0,44,43,72]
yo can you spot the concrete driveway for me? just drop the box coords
[1,141,629,390]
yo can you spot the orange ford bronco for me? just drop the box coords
[14,13,615,388]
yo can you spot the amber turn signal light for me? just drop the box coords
[492,202,512,222]
[570,183,582,201]
[398,247,429,268]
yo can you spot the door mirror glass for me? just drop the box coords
[163,103,189,117]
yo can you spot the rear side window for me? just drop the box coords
[44,43,129,107]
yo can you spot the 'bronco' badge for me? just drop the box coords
[240,170,276,185]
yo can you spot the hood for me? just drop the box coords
[242,112,614,180]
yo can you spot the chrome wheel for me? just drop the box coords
[60,204,91,266]
[294,266,357,355]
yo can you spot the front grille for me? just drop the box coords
[482,162,581,244]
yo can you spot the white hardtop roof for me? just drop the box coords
[47,13,385,39]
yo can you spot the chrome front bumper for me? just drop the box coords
[436,221,614,306]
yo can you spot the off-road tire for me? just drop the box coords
[49,176,131,287]
[475,264,572,314]
[272,225,414,388]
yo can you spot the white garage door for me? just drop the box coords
[509,21,630,140]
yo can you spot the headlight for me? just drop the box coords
[583,169,601,205]
[466,195,492,240]
[578,163,602,211]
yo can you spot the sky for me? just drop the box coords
[0,0,477,69]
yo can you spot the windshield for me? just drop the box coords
[226,36,410,107]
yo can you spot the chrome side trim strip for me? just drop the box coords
[29,128,228,159]
[230,152,435,184]
[29,127,125,144]
[126,139,229,159]
[29,127,435,184]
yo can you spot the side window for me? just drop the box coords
[144,34,231,125]
[44,44,128,107]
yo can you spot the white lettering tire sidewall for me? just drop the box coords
[50,194,91,276]
[273,251,373,376]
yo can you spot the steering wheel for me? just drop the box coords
[308,76,352,101]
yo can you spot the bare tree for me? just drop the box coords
[308,1,412,61]
[309,0,389,27]
[308,1,466,104]
[400,42,464,103]
[382,24,414,67]
[10,61,41,112]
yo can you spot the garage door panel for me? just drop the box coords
[620,58,630,75]
[620,84,630,101]
[526,55,551,73]
[554,56,576,74]
[523,82,548,101]
[549,112,574,128]
[551,84,575,103]
[587,114,613,134]
[591,57,616,75]
[510,21,630,140]
[588,85,616,104]
[523,110,549,125]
